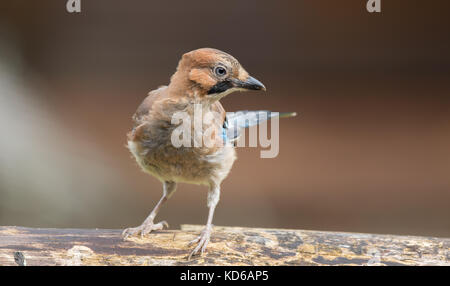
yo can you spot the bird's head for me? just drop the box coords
[169,48,266,100]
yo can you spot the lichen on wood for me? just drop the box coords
[0,225,448,265]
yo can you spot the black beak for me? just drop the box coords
[234,76,266,91]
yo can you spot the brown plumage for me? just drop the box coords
[123,48,268,259]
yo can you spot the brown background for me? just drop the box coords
[0,0,449,237]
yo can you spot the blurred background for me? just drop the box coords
[0,0,449,237]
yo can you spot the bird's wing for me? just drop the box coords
[224,110,296,142]
[127,86,168,141]
[132,86,168,126]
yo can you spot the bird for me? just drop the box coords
[123,48,296,259]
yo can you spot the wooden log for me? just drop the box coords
[0,225,448,266]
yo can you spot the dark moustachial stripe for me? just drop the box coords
[208,80,233,94]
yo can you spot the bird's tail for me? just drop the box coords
[224,110,297,142]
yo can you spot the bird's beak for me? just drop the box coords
[234,76,266,91]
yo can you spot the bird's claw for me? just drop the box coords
[188,225,212,260]
[122,220,169,239]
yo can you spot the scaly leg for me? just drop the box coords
[122,181,176,239]
[188,184,220,260]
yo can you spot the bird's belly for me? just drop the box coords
[128,140,236,185]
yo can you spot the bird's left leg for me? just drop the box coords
[188,183,220,260]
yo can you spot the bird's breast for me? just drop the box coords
[128,133,236,185]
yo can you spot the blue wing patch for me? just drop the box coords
[223,111,297,144]
[221,117,228,143]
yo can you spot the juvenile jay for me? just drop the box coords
[123,48,295,259]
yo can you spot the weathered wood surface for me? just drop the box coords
[0,225,448,266]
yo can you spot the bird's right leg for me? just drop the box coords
[122,181,176,239]
[188,183,220,260]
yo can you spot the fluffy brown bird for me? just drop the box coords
[123,48,294,259]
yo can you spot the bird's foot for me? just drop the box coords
[122,220,168,240]
[188,224,213,260]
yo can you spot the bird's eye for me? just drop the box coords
[214,66,227,77]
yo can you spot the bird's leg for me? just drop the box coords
[122,181,176,239]
[188,184,220,260]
